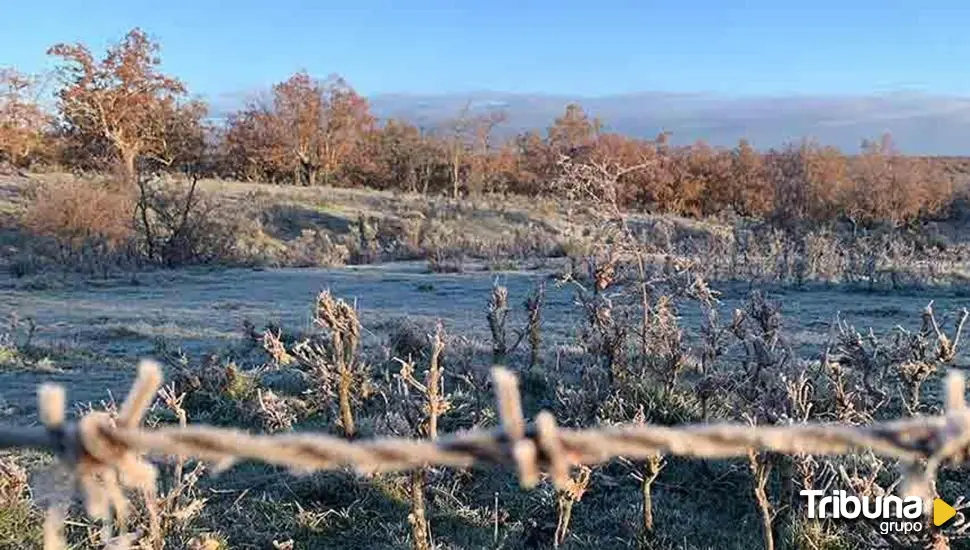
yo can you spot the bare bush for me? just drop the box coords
[135,173,243,266]
[290,290,370,438]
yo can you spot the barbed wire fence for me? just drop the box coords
[3,360,970,549]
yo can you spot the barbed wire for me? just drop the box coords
[3,360,970,549]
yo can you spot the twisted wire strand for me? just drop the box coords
[93,409,952,475]
[2,360,969,549]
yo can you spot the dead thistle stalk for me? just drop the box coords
[524,282,545,371]
[396,323,449,550]
[748,449,775,550]
[486,282,545,370]
[290,290,367,438]
[554,466,592,548]
[486,284,509,366]
[640,453,664,534]
[314,291,362,438]
[143,384,208,550]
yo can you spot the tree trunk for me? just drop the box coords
[307,163,318,187]
[451,157,460,199]
[122,150,137,186]
[136,176,155,263]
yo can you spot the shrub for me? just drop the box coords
[135,174,244,266]
[20,177,134,266]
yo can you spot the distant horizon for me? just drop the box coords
[209,88,970,156]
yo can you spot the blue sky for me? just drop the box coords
[2,0,969,101]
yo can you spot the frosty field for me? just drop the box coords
[2,264,968,423]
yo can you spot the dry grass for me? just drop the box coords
[5,173,970,292]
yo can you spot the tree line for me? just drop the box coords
[0,28,964,227]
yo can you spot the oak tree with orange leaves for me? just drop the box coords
[270,71,374,186]
[466,109,508,196]
[0,68,50,167]
[221,93,282,182]
[727,139,772,217]
[548,103,600,155]
[357,119,444,193]
[47,28,205,184]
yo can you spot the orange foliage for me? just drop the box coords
[765,141,847,224]
[47,28,205,182]
[0,68,50,166]
[222,101,280,182]
[222,71,373,186]
[270,71,373,185]
[352,119,445,192]
[726,139,772,217]
[842,135,953,225]
[548,103,600,154]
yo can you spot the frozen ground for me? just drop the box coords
[2,262,969,422]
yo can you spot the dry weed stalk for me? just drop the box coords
[726,293,808,550]
[895,303,969,415]
[0,454,29,506]
[617,406,668,536]
[645,295,692,396]
[395,323,449,550]
[639,453,664,533]
[255,388,299,433]
[723,297,970,550]
[142,385,209,550]
[524,283,545,371]
[291,290,368,438]
[831,320,890,416]
[486,284,509,365]
[555,153,660,380]
[260,329,293,367]
[553,465,592,548]
[748,448,775,550]
[486,282,545,370]
[697,288,729,376]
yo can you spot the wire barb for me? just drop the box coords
[6,364,970,549]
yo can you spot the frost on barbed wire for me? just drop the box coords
[6,358,970,549]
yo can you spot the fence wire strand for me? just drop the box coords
[2,360,969,549]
